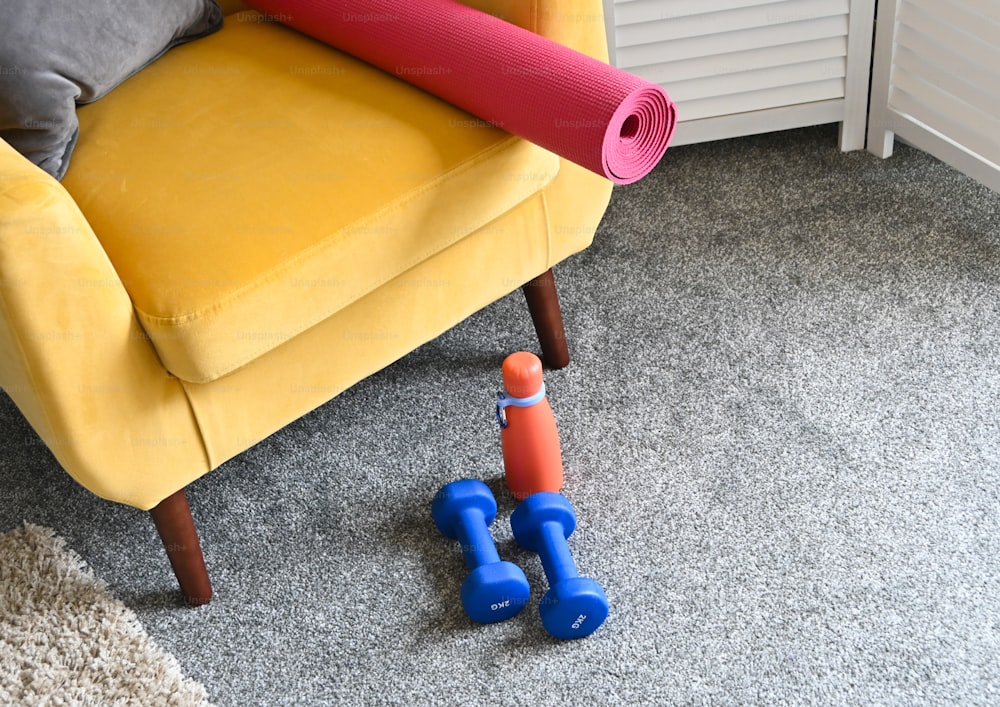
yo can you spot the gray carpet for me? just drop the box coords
[2,125,999,705]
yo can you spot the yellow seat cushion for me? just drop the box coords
[62,12,559,383]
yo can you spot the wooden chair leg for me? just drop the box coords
[149,488,212,606]
[522,268,570,369]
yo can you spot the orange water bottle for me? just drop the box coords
[496,352,564,499]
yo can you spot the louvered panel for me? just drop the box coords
[617,14,848,68]
[667,57,845,102]
[894,28,1000,94]
[629,35,846,84]
[894,45,1000,125]
[614,0,785,26]
[608,0,874,148]
[680,77,844,120]
[867,0,1000,191]
[891,0,1000,166]
[903,0,1000,48]
[895,1,1000,70]
[891,68,1000,168]
[616,0,847,46]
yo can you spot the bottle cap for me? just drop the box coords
[502,351,543,398]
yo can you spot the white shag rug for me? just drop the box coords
[0,524,212,705]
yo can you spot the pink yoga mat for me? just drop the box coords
[243,0,676,184]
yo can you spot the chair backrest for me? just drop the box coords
[218,0,609,61]
[217,0,249,14]
[461,0,610,61]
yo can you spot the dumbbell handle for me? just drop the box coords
[537,520,579,583]
[456,507,501,568]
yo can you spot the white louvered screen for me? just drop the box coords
[867,0,1000,192]
[610,0,875,149]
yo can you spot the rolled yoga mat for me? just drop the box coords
[242,0,676,184]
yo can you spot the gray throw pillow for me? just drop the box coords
[0,1,223,179]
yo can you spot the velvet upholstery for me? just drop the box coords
[0,0,614,511]
[63,13,561,383]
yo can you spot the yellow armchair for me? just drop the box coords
[0,0,613,604]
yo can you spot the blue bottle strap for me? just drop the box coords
[495,383,546,429]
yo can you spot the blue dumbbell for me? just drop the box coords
[510,492,608,639]
[431,479,530,623]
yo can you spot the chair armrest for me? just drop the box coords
[0,139,208,509]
